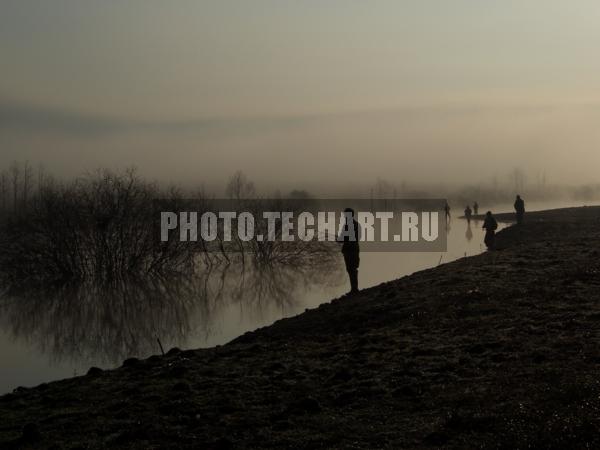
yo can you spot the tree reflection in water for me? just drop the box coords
[0,257,343,367]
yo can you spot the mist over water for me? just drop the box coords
[3,102,600,191]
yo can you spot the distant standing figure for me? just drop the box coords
[464,205,472,224]
[338,208,360,294]
[514,195,525,224]
[473,202,479,215]
[444,202,451,220]
[482,211,498,249]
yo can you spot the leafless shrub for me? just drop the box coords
[0,168,195,282]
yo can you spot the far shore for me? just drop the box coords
[462,204,600,223]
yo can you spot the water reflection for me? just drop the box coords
[0,204,516,393]
[0,259,344,367]
[465,222,473,242]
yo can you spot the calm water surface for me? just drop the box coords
[0,200,594,393]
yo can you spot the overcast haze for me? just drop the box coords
[2,1,600,187]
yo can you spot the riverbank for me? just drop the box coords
[468,204,600,223]
[2,206,600,449]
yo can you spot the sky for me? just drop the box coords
[1,1,600,189]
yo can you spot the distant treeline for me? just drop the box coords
[0,161,598,284]
[367,171,600,207]
[0,161,39,216]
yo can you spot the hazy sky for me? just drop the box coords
[2,1,600,188]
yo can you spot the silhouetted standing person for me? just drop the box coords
[473,201,479,215]
[444,202,451,220]
[464,205,472,224]
[514,195,525,224]
[482,211,498,249]
[338,208,360,294]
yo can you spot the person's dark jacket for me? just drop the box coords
[514,198,525,213]
[340,219,361,254]
[483,216,498,232]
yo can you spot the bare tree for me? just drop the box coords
[226,170,256,200]
[510,168,526,193]
[374,177,393,199]
[38,163,46,193]
[9,161,20,214]
[22,160,33,209]
[0,171,7,212]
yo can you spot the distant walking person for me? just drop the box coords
[444,202,451,220]
[473,201,479,215]
[482,211,498,250]
[337,208,360,294]
[514,195,525,224]
[464,205,472,224]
